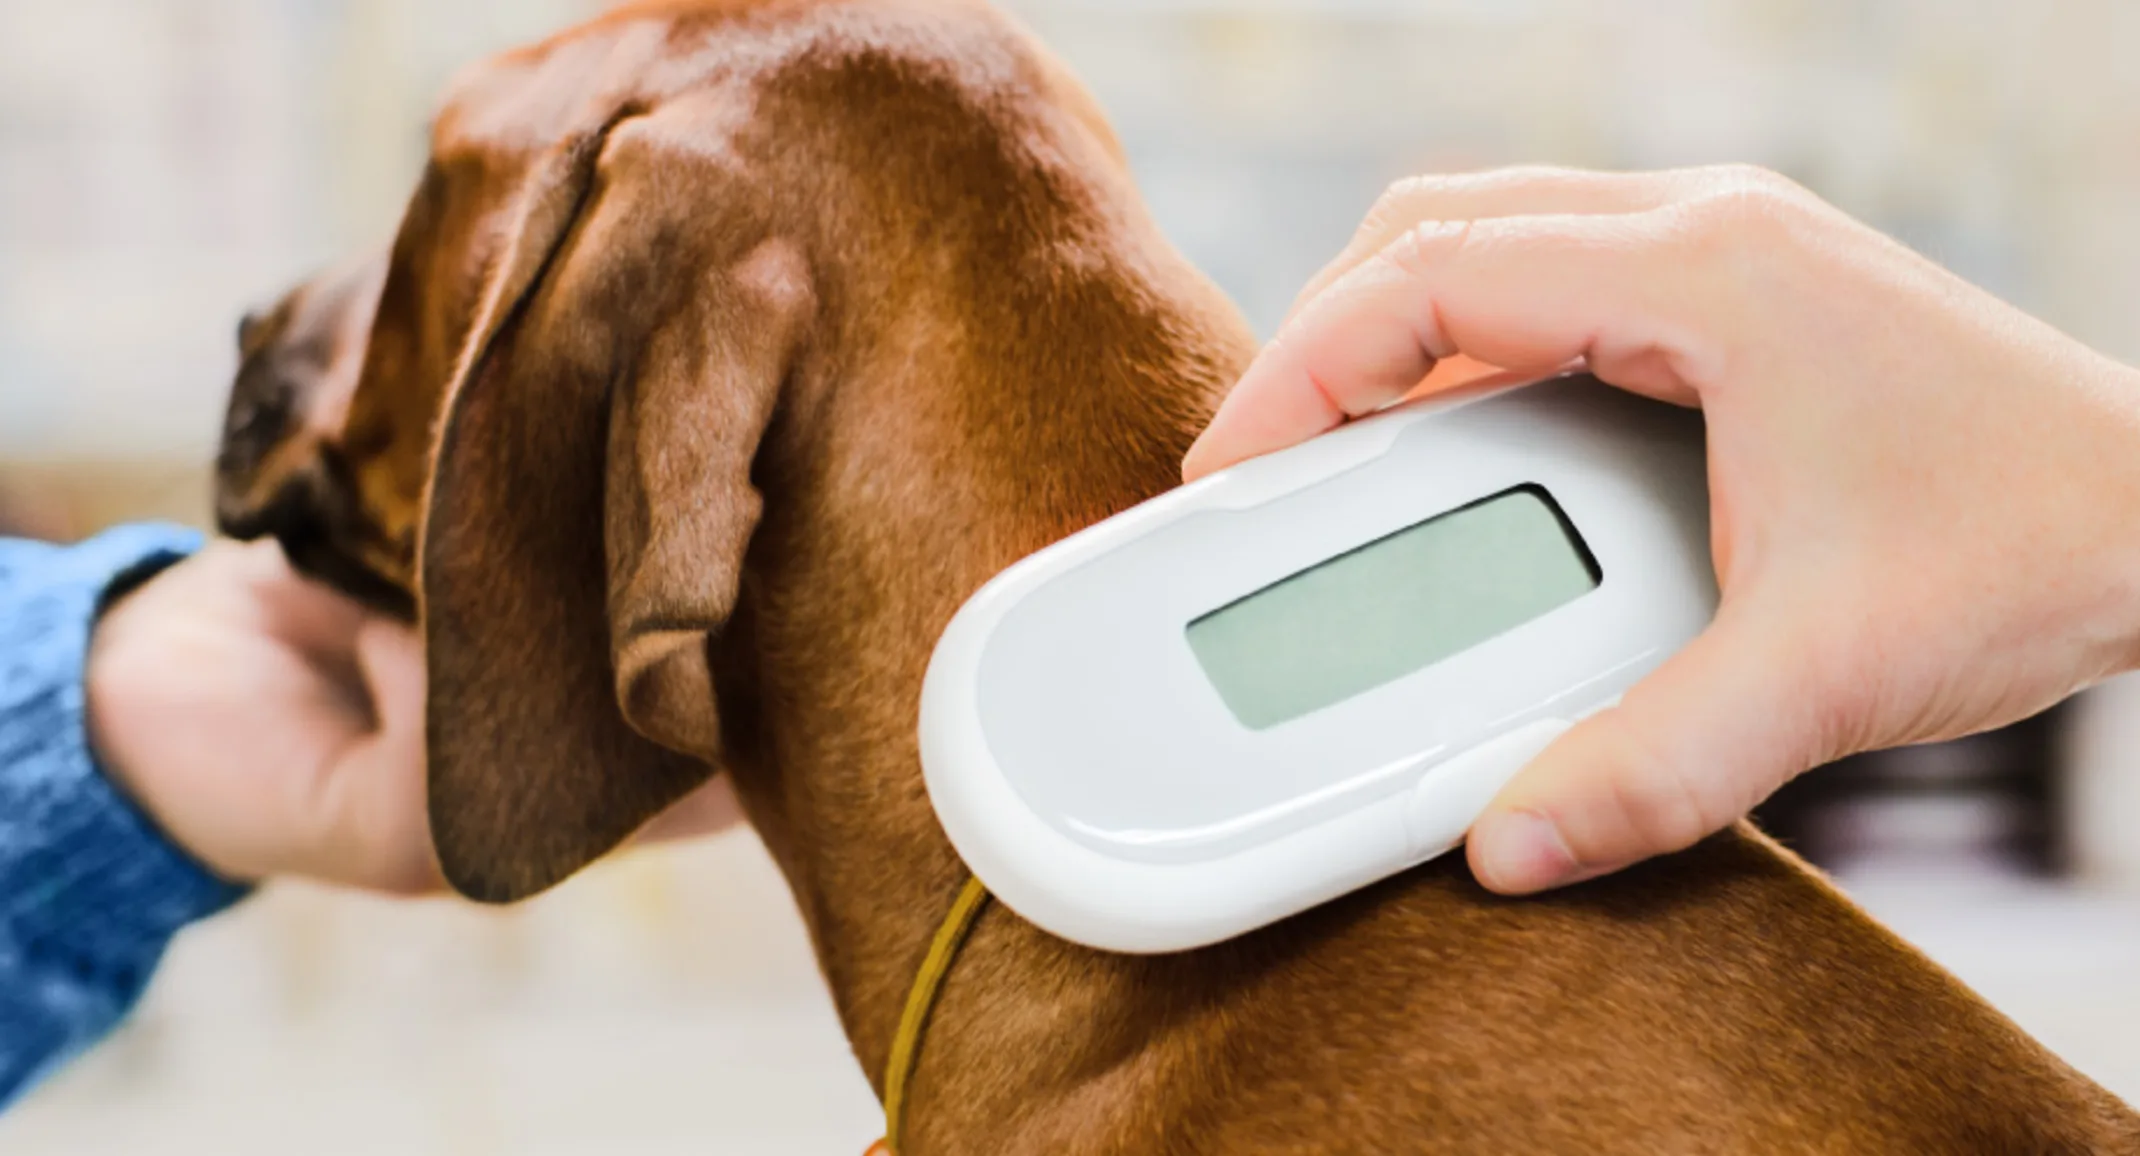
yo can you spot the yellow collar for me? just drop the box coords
[881,875,992,1155]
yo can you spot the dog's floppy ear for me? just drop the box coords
[420,106,812,902]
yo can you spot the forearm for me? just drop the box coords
[0,526,248,1110]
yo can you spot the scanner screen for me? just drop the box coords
[1185,485,1600,730]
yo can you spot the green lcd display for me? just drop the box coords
[1185,486,1601,730]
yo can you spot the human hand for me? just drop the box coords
[1184,165,2140,894]
[86,539,740,893]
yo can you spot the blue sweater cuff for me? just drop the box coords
[0,524,249,1106]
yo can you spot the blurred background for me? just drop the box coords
[3,0,2139,1151]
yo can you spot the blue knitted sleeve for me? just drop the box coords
[0,525,250,1110]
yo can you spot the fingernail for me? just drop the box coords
[1181,435,1211,482]
[1182,405,1237,482]
[1470,811,1579,894]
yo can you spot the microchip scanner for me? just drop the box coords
[920,374,1717,953]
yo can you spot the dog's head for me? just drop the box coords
[218,0,1235,907]
[220,3,856,904]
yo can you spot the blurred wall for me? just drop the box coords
[5,0,2140,468]
[2,2,2138,1152]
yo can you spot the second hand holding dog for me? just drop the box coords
[86,540,742,892]
[1184,164,2140,896]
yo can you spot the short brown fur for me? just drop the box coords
[219,2,2140,1151]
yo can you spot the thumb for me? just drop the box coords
[308,617,437,894]
[1465,608,1820,894]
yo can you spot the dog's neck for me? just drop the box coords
[679,25,1264,1130]
[716,151,1257,1103]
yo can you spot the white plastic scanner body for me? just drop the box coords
[920,375,1715,954]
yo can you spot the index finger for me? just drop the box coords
[1182,209,1701,481]
[1280,167,1687,332]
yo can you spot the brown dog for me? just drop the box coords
[218,2,2140,1152]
